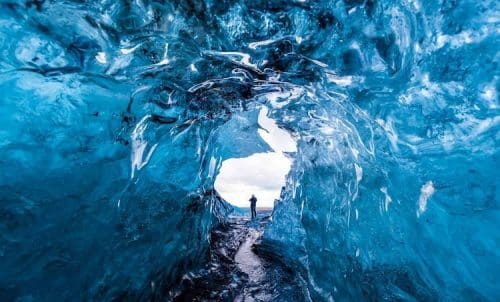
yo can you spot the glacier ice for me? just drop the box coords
[0,0,498,301]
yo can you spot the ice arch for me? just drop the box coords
[0,1,498,301]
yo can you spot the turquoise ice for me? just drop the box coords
[0,1,498,301]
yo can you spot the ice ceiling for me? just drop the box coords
[0,0,498,301]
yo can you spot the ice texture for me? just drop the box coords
[259,1,500,301]
[0,0,498,301]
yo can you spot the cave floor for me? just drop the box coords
[172,214,309,302]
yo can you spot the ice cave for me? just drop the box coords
[0,0,498,301]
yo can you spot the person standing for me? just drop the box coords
[249,194,257,219]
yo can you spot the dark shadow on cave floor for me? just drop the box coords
[171,210,309,302]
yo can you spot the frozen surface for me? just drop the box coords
[235,228,265,284]
[0,0,498,301]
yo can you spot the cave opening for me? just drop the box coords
[213,106,296,211]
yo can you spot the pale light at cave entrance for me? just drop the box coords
[215,107,296,208]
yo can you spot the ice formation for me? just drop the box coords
[0,0,498,301]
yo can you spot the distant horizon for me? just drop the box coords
[233,206,274,210]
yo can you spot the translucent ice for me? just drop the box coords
[0,1,498,301]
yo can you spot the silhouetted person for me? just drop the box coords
[249,194,257,219]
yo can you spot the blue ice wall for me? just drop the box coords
[261,1,500,301]
[0,69,231,299]
[0,2,235,300]
[0,0,498,301]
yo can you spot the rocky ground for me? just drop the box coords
[170,212,309,302]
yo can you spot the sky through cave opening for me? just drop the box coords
[214,106,296,208]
